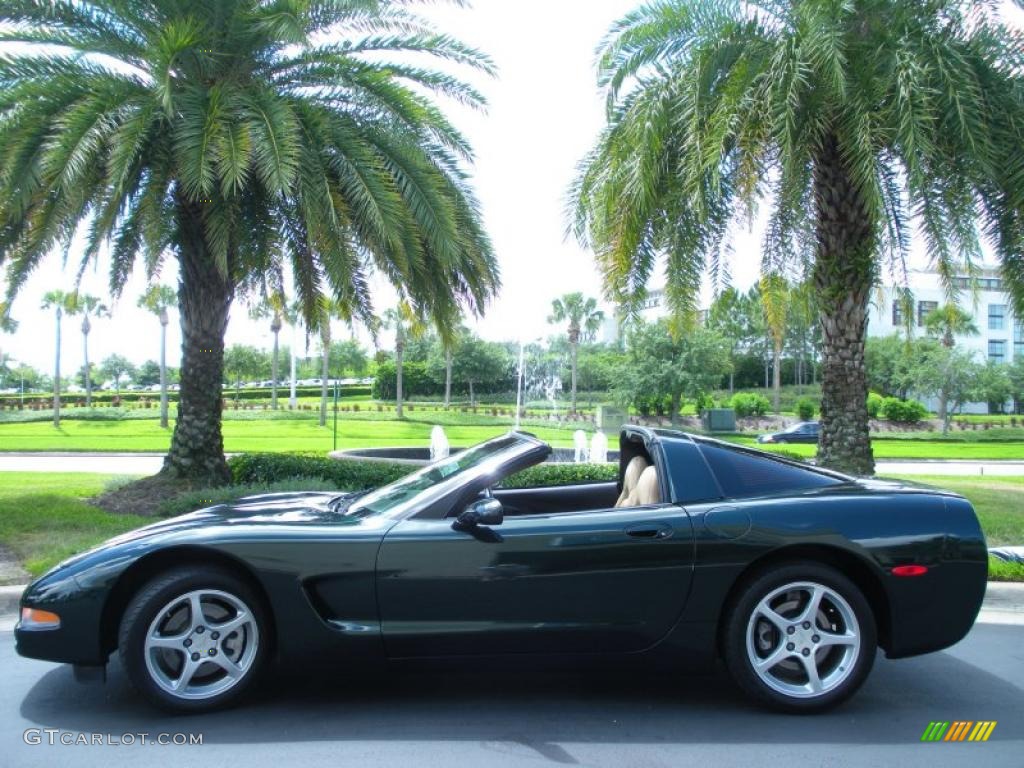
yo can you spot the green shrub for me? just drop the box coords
[159,478,338,517]
[794,397,816,420]
[729,392,771,417]
[228,452,411,488]
[501,462,617,488]
[227,452,617,493]
[881,397,928,423]
[866,391,884,419]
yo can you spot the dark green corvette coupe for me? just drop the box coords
[15,427,988,713]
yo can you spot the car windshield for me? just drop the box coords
[348,433,537,518]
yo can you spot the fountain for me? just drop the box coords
[573,430,589,463]
[590,431,608,463]
[429,425,450,461]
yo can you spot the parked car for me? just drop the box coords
[15,428,986,714]
[757,421,820,444]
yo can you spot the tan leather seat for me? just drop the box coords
[632,466,661,506]
[615,456,649,507]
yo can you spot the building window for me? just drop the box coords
[951,276,1004,291]
[989,304,1006,331]
[1015,321,1024,359]
[917,301,938,326]
[891,301,905,326]
[989,340,1006,363]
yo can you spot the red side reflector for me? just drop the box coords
[892,565,928,577]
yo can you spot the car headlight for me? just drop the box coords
[20,607,61,630]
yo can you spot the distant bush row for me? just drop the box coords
[866,393,928,423]
[227,453,617,492]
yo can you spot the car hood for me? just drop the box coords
[47,491,374,578]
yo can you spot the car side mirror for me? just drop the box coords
[453,497,504,531]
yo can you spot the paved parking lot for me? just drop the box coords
[1,620,1020,768]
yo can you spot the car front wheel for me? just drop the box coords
[723,562,876,712]
[119,565,268,712]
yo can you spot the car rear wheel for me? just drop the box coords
[119,565,268,712]
[723,562,876,712]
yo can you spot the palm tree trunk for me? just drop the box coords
[813,133,875,476]
[319,331,329,427]
[772,339,782,413]
[469,379,474,406]
[570,341,578,414]
[162,204,233,485]
[289,323,298,409]
[444,348,452,408]
[271,328,280,410]
[82,321,92,408]
[159,315,169,429]
[52,308,61,428]
[395,332,404,418]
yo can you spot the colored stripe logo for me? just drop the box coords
[921,721,997,742]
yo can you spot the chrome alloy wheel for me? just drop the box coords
[144,589,259,701]
[745,581,860,699]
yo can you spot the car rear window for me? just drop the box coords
[697,443,843,499]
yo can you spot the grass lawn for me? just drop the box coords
[0,470,1021,581]
[729,436,1024,460]
[0,417,581,452]
[0,473,148,576]
[1,414,1024,458]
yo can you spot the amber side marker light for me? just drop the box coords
[20,607,61,629]
[891,565,929,577]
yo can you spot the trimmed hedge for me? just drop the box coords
[729,392,771,417]
[881,397,928,424]
[227,452,617,491]
[0,384,371,406]
[794,397,816,420]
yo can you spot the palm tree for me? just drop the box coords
[250,294,286,410]
[924,304,980,349]
[0,0,499,485]
[924,303,979,424]
[65,293,108,408]
[572,0,1024,476]
[547,293,604,414]
[41,290,72,427]
[760,274,790,414]
[137,285,176,428]
[382,303,423,419]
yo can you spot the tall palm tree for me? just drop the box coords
[572,0,1024,475]
[41,290,72,427]
[924,302,979,424]
[0,0,499,485]
[760,274,790,414]
[249,293,286,410]
[65,293,108,407]
[547,293,604,414]
[382,303,424,418]
[137,284,176,428]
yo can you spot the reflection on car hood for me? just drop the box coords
[53,492,366,572]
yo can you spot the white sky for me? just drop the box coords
[1,0,1021,372]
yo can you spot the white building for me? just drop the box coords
[870,266,1018,414]
[869,266,1019,364]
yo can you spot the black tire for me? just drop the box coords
[722,561,877,713]
[118,565,269,712]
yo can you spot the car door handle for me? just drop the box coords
[625,523,673,540]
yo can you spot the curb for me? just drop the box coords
[0,582,1022,623]
[0,585,23,618]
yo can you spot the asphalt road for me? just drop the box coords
[0,621,1021,768]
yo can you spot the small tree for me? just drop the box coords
[223,346,263,401]
[975,361,1013,414]
[617,321,732,425]
[99,355,137,396]
[451,336,509,406]
[909,345,981,433]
